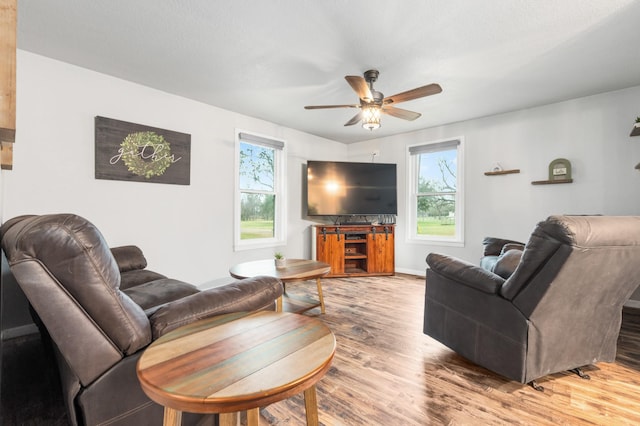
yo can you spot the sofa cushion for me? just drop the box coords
[479,255,498,272]
[493,249,523,279]
[482,237,525,257]
[480,239,525,275]
[111,245,147,272]
[123,278,199,311]
[120,269,167,290]
[501,243,525,254]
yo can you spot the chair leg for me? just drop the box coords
[569,367,591,380]
[529,380,544,392]
[316,278,326,314]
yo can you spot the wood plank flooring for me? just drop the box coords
[2,274,640,425]
[260,274,640,425]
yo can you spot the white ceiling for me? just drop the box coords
[16,0,640,144]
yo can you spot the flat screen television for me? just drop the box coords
[306,160,397,217]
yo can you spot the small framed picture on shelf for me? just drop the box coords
[548,158,571,181]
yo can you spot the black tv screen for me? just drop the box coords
[306,160,397,216]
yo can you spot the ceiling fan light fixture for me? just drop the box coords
[362,105,381,130]
[304,69,441,130]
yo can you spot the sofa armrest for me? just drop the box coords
[426,253,505,294]
[110,245,147,272]
[149,275,284,338]
[482,237,525,257]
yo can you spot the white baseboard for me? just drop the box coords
[1,323,38,340]
[395,267,426,277]
[624,299,640,309]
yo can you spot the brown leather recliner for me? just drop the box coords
[0,214,284,425]
[424,215,640,389]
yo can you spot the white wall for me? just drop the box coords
[1,51,347,287]
[348,85,640,276]
[2,50,640,297]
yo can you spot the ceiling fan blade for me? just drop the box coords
[345,76,373,102]
[382,106,421,121]
[344,111,363,126]
[384,83,442,104]
[304,104,360,109]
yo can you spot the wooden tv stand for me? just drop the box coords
[312,224,394,277]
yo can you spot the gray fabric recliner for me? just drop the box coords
[0,213,284,425]
[423,215,640,388]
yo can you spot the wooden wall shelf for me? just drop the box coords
[484,169,520,176]
[631,124,640,137]
[531,179,573,185]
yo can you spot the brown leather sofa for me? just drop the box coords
[1,213,284,425]
[424,215,640,389]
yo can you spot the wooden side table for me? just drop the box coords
[137,311,336,426]
[229,259,331,314]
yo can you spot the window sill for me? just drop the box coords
[234,238,285,252]
[406,237,464,248]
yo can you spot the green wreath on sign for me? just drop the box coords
[120,131,173,178]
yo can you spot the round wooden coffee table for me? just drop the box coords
[137,311,336,426]
[229,259,331,313]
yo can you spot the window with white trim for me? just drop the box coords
[235,131,286,250]
[407,138,464,244]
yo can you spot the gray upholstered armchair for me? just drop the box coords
[423,215,640,389]
[1,214,283,425]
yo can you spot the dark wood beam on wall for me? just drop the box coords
[1,0,17,170]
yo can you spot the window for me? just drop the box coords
[235,131,286,250]
[407,138,464,245]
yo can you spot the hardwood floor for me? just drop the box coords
[263,274,640,425]
[2,274,640,425]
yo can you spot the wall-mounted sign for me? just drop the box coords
[95,116,190,185]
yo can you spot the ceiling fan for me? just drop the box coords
[304,69,442,130]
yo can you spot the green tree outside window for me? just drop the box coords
[239,142,276,240]
[416,150,457,237]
